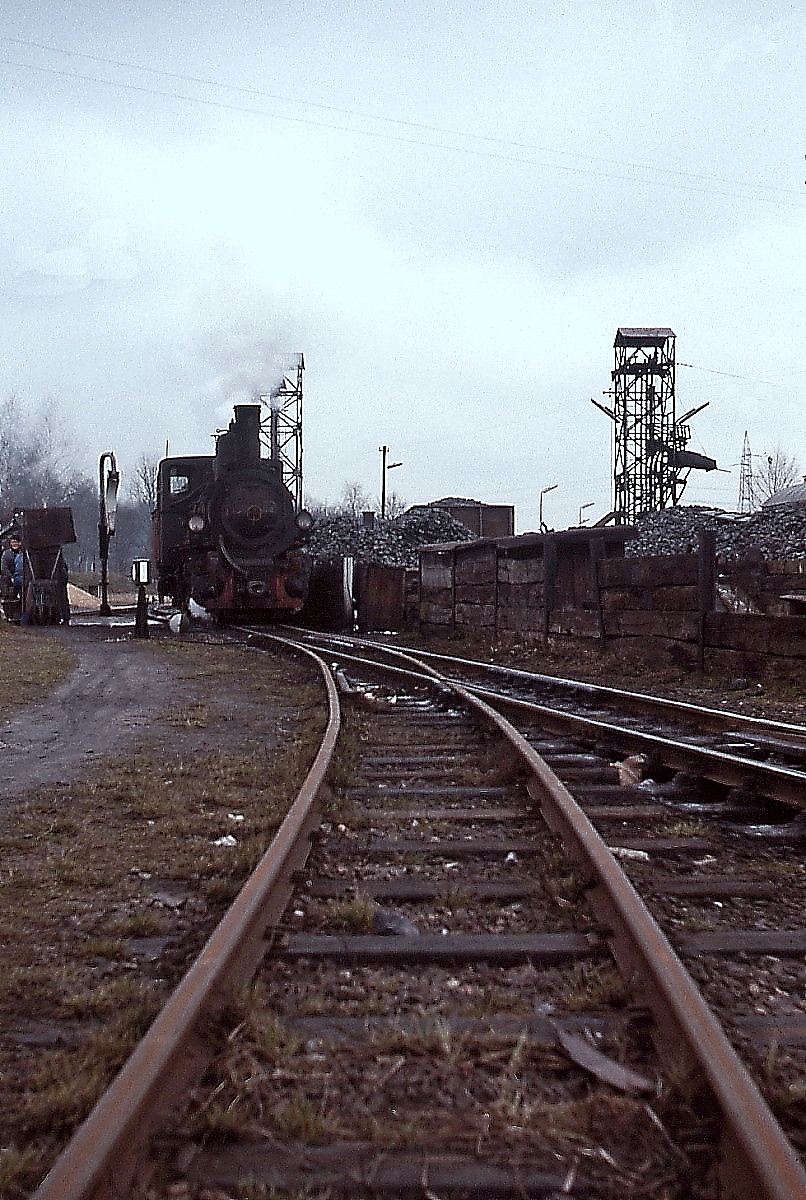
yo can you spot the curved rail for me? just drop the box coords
[366,638,806,741]
[282,631,806,1200]
[287,628,806,744]
[281,630,806,808]
[32,636,341,1200]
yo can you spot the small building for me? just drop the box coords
[761,482,806,508]
[414,497,515,539]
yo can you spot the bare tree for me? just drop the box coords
[383,490,407,519]
[129,452,160,510]
[339,480,372,518]
[754,445,802,505]
[0,394,90,519]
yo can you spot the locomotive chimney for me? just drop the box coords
[215,404,262,474]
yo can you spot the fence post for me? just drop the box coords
[589,536,606,643]
[697,530,716,671]
[543,535,557,641]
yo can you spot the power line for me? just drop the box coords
[678,362,784,387]
[1,37,804,208]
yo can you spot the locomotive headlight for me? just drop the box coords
[296,509,313,531]
[188,514,205,533]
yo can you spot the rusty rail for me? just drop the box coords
[32,636,340,1200]
[284,632,806,809]
[297,633,806,1200]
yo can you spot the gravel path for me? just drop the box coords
[0,625,184,803]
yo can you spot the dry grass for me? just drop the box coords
[169,991,687,1192]
[0,638,328,1199]
[0,621,75,719]
[563,961,630,1011]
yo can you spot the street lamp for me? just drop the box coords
[132,559,150,639]
[379,445,403,518]
[539,483,558,533]
[578,501,594,526]
[98,452,120,616]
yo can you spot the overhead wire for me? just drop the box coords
[678,362,784,387]
[1,36,804,208]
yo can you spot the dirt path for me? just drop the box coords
[0,626,192,801]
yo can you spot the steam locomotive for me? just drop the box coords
[153,404,312,620]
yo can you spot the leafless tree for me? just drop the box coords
[0,394,89,519]
[383,490,406,519]
[129,452,160,510]
[339,480,372,518]
[753,445,802,505]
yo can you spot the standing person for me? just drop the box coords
[1,532,24,600]
[1,532,24,622]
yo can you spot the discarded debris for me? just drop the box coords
[610,754,648,786]
[609,846,650,862]
[372,906,420,936]
[553,1024,656,1095]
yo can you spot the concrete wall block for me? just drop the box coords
[420,563,454,589]
[454,603,495,627]
[498,558,543,585]
[547,612,601,637]
[497,584,542,611]
[604,612,699,640]
[598,555,698,588]
[419,603,454,625]
[455,583,496,606]
[497,608,543,633]
[455,556,497,584]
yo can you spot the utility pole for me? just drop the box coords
[379,445,402,518]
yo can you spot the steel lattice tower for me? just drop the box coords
[738,430,754,513]
[257,353,304,511]
[592,329,715,524]
[612,328,677,522]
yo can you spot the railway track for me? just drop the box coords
[284,629,806,808]
[33,630,806,1199]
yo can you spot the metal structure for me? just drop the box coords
[592,329,716,524]
[132,559,150,639]
[738,431,754,513]
[257,353,304,511]
[98,453,120,617]
[539,483,558,532]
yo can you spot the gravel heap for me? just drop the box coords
[626,504,806,561]
[307,507,476,566]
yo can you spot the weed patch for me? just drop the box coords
[0,638,327,1197]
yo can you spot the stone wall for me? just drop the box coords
[418,538,806,677]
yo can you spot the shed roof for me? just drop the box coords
[419,526,635,558]
[614,327,675,347]
[761,482,806,508]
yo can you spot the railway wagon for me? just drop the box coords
[153,404,312,620]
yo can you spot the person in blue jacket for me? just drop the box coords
[1,532,24,600]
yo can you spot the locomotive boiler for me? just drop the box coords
[153,404,312,620]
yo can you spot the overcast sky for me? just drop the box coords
[2,1,805,531]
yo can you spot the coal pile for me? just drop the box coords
[627,505,806,561]
[307,507,476,567]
